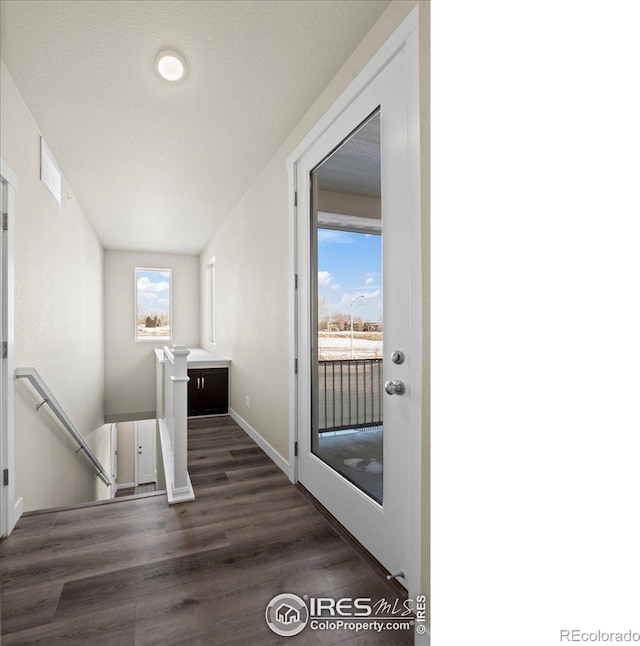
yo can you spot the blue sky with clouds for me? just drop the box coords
[317,229,382,322]
[136,269,171,315]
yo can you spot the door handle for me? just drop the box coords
[384,380,405,396]
[198,377,202,389]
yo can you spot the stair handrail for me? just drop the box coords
[15,367,111,486]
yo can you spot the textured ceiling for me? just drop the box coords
[0,0,390,253]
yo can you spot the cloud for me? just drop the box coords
[137,277,153,291]
[331,284,340,290]
[318,230,355,244]
[137,276,170,294]
[139,292,168,307]
[318,271,333,288]
[365,272,376,285]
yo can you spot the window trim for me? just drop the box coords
[207,257,216,344]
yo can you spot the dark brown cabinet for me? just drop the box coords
[188,368,228,417]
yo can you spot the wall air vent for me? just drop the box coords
[40,136,62,207]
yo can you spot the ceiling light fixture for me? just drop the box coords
[156,50,186,81]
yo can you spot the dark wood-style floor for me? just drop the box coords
[115,483,157,498]
[0,416,413,645]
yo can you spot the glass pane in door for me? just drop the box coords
[310,110,383,504]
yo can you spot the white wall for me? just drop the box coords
[199,163,290,456]
[104,250,199,419]
[1,61,111,512]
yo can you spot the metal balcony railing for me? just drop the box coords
[317,359,383,432]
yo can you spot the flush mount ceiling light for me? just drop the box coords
[156,50,186,81]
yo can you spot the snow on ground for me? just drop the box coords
[318,333,382,360]
[136,325,171,339]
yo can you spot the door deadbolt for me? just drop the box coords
[391,350,405,365]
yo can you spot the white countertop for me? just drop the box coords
[154,347,231,367]
[186,348,231,366]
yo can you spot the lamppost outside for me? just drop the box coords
[350,294,365,359]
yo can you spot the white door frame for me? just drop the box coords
[1,158,21,538]
[286,6,423,602]
[110,423,118,498]
[133,422,140,488]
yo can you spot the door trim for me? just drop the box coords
[286,6,419,166]
[110,423,117,498]
[1,158,21,538]
[133,421,139,488]
[286,6,422,602]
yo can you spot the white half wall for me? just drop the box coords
[1,61,110,512]
[104,250,200,419]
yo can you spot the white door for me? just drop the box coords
[0,176,5,536]
[136,420,156,485]
[295,27,420,591]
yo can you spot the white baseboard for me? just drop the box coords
[229,408,290,478]
[169,481,195,505]
[116,482,136,490]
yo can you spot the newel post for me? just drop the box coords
[170,345,190,494]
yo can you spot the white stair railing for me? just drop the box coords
[156,345,194,504]
[15,367,111,486]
